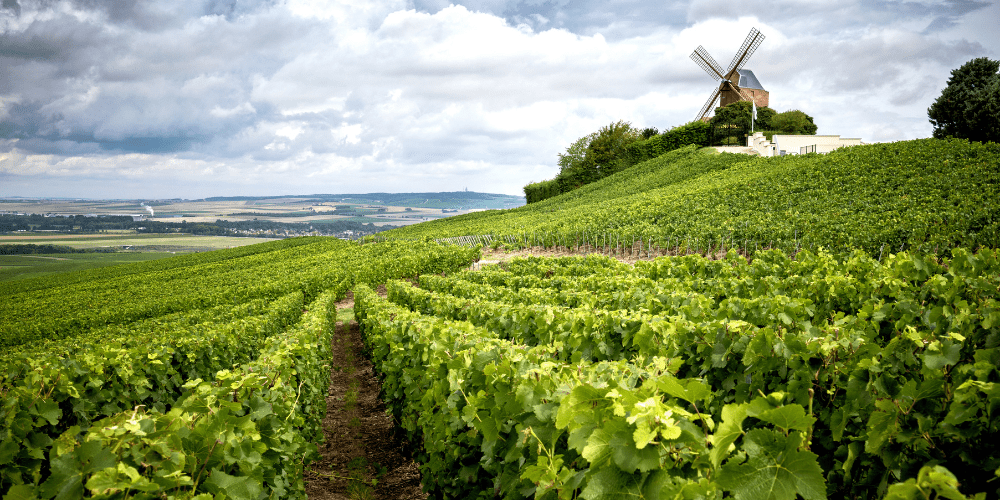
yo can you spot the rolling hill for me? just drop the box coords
[388,138,1000,257]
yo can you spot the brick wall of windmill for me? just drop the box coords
[720,87,769,108]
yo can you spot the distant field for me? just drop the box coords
[0,252,175,282]
[0,193,522,227]
[0,233,281,251]
[0,233,139,240]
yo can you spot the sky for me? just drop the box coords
[1,0,997,199]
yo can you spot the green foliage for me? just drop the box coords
[527,121,699,205]
[929,57,1000,143]
[639,127,659,139]
[24,290,338,499]
[618,121,713,169]
[884,465,987,500]
[391,139,1000,257]
[524,179,561,204]
[0,244,89,255]
[557,133,597,174]
[356,248,1000,499]
[546,121,644,196]
[711,101,776,144]
[771,110,818,135]
[578,120,643,180]
[0,238,478,349]
[731,101,777,128]
[0,239,481,495]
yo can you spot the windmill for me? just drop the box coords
[690,28,768,121]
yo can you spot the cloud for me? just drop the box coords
[1,0,997,198]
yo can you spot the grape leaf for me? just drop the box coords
[711,403,747,468]
[579,467,647,500]
[656,377,711,404]
[204,468,264,500]
[754,405,815,433]
[717,429,826,500]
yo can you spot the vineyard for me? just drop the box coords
[2,137,999,499]
[388,139,1000,257]
[0,238,479,498]
[356,249,999,499]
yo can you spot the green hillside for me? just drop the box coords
[3,137,999,499]
[389,139,1000,256]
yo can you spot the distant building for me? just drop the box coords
[714,132,863,157]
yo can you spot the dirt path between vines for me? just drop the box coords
[304,288,427,500]
[301,246,724,498]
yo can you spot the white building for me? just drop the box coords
[747,132,863,156]
[713,133,864,156]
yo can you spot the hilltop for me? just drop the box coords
[388,139,1000,257]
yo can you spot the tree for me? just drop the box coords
[640,127,659,139]
[711,101,776,130]
[581,120,642,179]
[557,132,598,174]
[710,101,776,145]
[928,57,1000,142]
[771,110,817,135]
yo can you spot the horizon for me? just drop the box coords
[0,190,526,202]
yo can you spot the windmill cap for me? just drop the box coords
[736,69,764,90]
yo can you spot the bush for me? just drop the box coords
[523,179,561,204]
[619,121,713,168]
[771,110,817,135]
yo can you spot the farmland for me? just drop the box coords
[0,234,283,282]
[0,232,281,251]
[1,137,998,499]
[0,191,525,227]
[0,252,172,282]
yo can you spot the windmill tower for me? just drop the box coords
[690,28,768,121]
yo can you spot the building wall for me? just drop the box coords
[720,87,769,108]
[772,135,861,155]
[745,133,863,157]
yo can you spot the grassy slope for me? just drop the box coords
[388,139,1000,255]
[0,253,175,283]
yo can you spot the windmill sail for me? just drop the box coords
[690,46,726,81]
[726,28,765,76]
[696,87,723,122]
[689,27,767,121]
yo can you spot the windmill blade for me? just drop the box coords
[726,81,756,103]
[696,87,722,121]
[725,27,765,75]
[690,45,726,81]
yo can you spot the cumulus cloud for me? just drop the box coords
[0,0,997,198]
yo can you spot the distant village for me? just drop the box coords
[0,212,389,240]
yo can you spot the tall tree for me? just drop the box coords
[710,101,776,145]
[557,132,597,174]
[711,101,776,130]
[928,57,1000,142]
[581,120,642,180]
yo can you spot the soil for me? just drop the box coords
[474,244,739,267]
[303,287,427,500]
